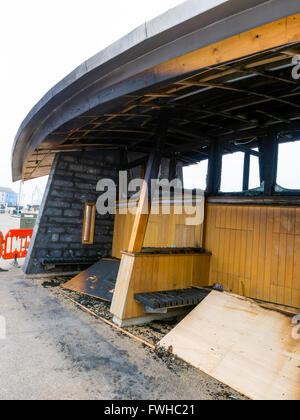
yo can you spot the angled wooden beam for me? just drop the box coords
[128,117,169,253]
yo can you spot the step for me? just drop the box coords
[135,287,210,310]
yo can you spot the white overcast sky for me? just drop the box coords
[0,0,184,203]
[1,0,299,203]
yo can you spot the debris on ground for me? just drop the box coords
[27,275,247,400]
[37,276,178,344]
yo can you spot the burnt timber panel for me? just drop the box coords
[204,203,300,309]
[62,259,120,302]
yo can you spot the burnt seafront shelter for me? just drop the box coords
[12,0,300,328]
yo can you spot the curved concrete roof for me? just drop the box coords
[12,0,300,181]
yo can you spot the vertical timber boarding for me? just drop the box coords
[203,135,300,310]
[204,203,300,309]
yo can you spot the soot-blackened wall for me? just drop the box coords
[24,150,120,276]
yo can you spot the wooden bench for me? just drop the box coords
[135,287,210,311]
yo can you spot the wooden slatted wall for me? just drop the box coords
[112,201,204,258]
[204,204,300,309]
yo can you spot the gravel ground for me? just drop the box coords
[27,275,247,400]
[39,277,178,346]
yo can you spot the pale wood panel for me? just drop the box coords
[112,201,204,259]
[205,204,300,309]
[110,254,135,319]
[111,252,211,320]
[159,291,300,400]
[152,15,300,90]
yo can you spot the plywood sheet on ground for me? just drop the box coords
[159,291,300,400]
[62,259,120,302]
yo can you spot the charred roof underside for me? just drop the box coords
[26,44,300,179]
[11,1,300,182]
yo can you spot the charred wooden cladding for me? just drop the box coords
[13,1,300,324]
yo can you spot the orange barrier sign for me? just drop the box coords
[0,229,33,260]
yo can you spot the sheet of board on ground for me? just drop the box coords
[159,291,300,400]
[62,259,120,302]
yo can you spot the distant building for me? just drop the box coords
[0,187,18,207]
[31,186,43,206]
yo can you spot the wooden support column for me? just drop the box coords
[206,140,222,194]
[260,136,278,196]
[128,118,169,253]
[243,152,250,191]
[258,143,264,185]
[169,152,178,181]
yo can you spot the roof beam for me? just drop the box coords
[225,143,261,157]
[226,64,297,86]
